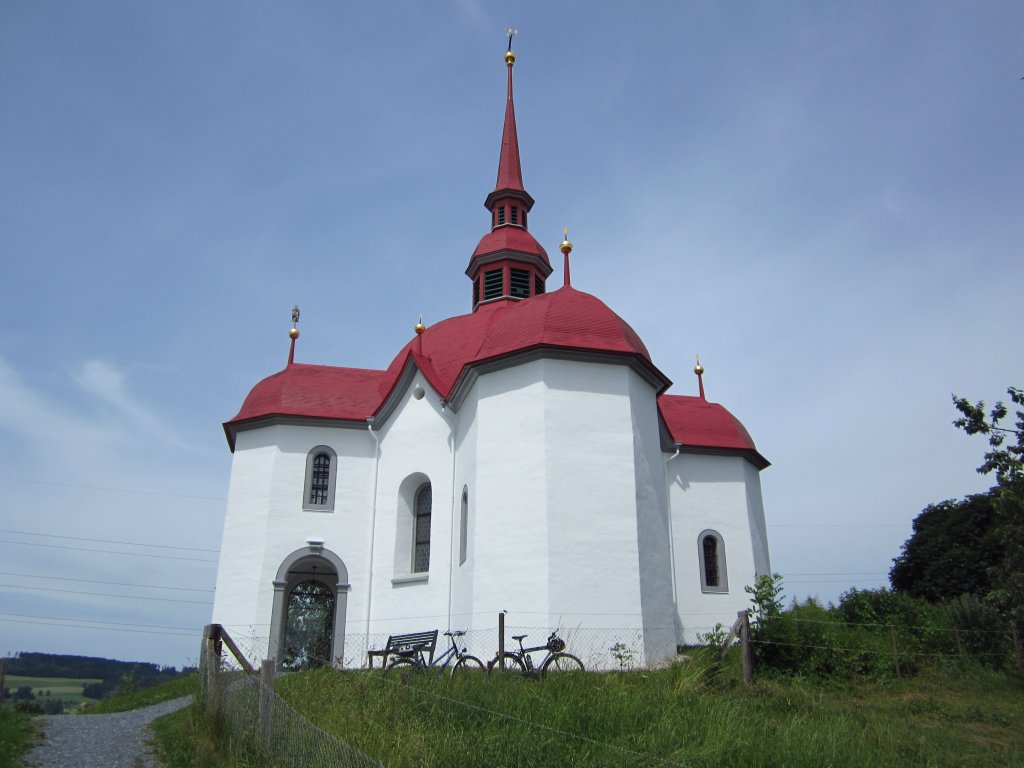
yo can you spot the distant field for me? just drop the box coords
[5,675,102,704]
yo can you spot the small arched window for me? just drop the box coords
[302,446,337,511]
[698,530,728,593]
[412,483,432,573]
[459,486,469,565]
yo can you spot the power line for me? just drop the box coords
[0,476,225,502]
[783,572,887,577]
[0,571,214,593]
[769,523,907,528]
[0,611,201,632]
[0,615,198,638]
[0,583,213,605]
[0,528,219,553]
[0,539,218,563]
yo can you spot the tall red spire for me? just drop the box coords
[467,32,551,312]
[484,32,534,211]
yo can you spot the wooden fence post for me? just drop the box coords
[954,629,966,665]
[498,612,506,670]
[259,659,275,748]
[1012,624,1024,676]
[204,624,223,716]
[739,611,754,686]
[890,626,901,679]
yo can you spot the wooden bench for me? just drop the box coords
[367,630,439,669]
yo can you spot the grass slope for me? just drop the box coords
[86,674,197,715]
[273,661,1024,767]
[151,654,1024,767]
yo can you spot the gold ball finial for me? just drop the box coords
[289,327,300,340]
[505,50,516,65]
[560,226,573,255]
[414,313,426,335]
[694,354,704,376]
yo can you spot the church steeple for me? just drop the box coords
[467,32,552,312]
[484,31,534,213]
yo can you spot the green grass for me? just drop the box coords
[151,654,1024,767]
[4,675,102,706]
[0,708,36,768]
[86,674,197,714]
[152,705,263,768]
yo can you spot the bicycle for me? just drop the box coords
[385,630,485,678]
[486,631,585,676]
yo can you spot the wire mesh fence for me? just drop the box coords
[200,636,382,768]
[211,622,729,673]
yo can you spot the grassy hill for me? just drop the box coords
[152,652,1024,767]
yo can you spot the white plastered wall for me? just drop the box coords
[667,452,769,643]
[211,423,377,662]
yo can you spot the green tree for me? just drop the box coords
[952,386,1024,622]
[890,490,1003,600]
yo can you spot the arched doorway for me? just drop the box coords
[269,546,350,669]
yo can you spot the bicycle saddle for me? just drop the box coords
[511,634,527,641]
[445,630,466,637]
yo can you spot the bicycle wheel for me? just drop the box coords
[450,654,485,678]
[384,656,419,681]
[488,653,525,675]
[541,652,585,675]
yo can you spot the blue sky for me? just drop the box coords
[1,1,1021,667]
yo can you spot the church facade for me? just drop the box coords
[211,46,771,669]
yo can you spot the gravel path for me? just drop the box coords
[25,696,192,768]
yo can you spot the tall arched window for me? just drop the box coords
[309,454,330,505]
[459,486,469,565]
[413,483,432,573]
[698,530,728,593]
[302,446,337,511]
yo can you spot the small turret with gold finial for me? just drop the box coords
[561,227,573,287]
[694,354,706,400]
[287,305,301,366]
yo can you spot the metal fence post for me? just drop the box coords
[259,658,275,749]
[498,612,506,670]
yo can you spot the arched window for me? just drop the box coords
[302,446,337,511]
[412,483,431,573]
[698,530,728,593]
[459,486,469,565]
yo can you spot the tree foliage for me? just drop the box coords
[889,491,1003,600]
[951,387,1024,622]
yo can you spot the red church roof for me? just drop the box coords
[224,42,767,469]
[658,394,769,468]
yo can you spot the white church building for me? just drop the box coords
[211,45,771,669]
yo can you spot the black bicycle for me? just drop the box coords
[385,630,484,678]
[487,631,585,676]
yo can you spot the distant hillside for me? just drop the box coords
[3,652,190,699]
